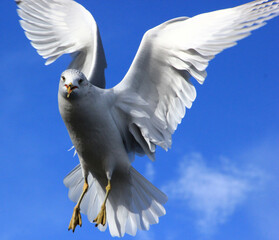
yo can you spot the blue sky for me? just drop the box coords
[1,0,279,239]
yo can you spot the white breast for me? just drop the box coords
[58,90,131,177]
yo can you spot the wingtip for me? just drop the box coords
[15,0,22,5]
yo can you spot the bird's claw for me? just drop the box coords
[68,206,82,232]
[93,204,106,227]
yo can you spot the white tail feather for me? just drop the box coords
[63,164,167,237]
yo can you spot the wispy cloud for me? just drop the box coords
[136,230,155,240]
[238,137,279,240]
[144,162,155,182]
[163,152,265,234]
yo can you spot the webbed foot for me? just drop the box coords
[68,206,82,232]
[93,204,107,226]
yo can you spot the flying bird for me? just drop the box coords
[16,0,279,237]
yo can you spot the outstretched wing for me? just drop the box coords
[16,0,107,88]
[111,0,279,159]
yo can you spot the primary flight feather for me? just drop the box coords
[16,0,279,237]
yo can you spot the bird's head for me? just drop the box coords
[59,69,89,99]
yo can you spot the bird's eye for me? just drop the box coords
[61,76,66,82]
[78,79,83,84]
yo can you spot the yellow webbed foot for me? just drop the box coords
[68,206,82,232]
[93,204,107,227]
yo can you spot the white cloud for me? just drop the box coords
[144,162,155,182]
[238,137,279,240]
[163,152,265,234]
[136,230,155,240]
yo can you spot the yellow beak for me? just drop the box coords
[66,83,73,98]
[66,83,78,98]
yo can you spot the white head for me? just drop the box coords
[59,69,89,99]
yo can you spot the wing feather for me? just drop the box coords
[111,0,279,158]
[16,0,107,88]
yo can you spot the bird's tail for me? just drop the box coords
[63,164,167,237]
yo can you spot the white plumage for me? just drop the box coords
[16,0,279,237]
[63,164,166,236]
[17,0,107,88]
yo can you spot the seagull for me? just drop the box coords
[16,0,279,237]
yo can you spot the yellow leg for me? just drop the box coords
[68,178,88,232]
[93,179,111,227]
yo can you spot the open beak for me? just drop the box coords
[65,83,78,98]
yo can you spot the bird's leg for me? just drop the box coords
[93,179,111,227]
[68,177,88,232]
